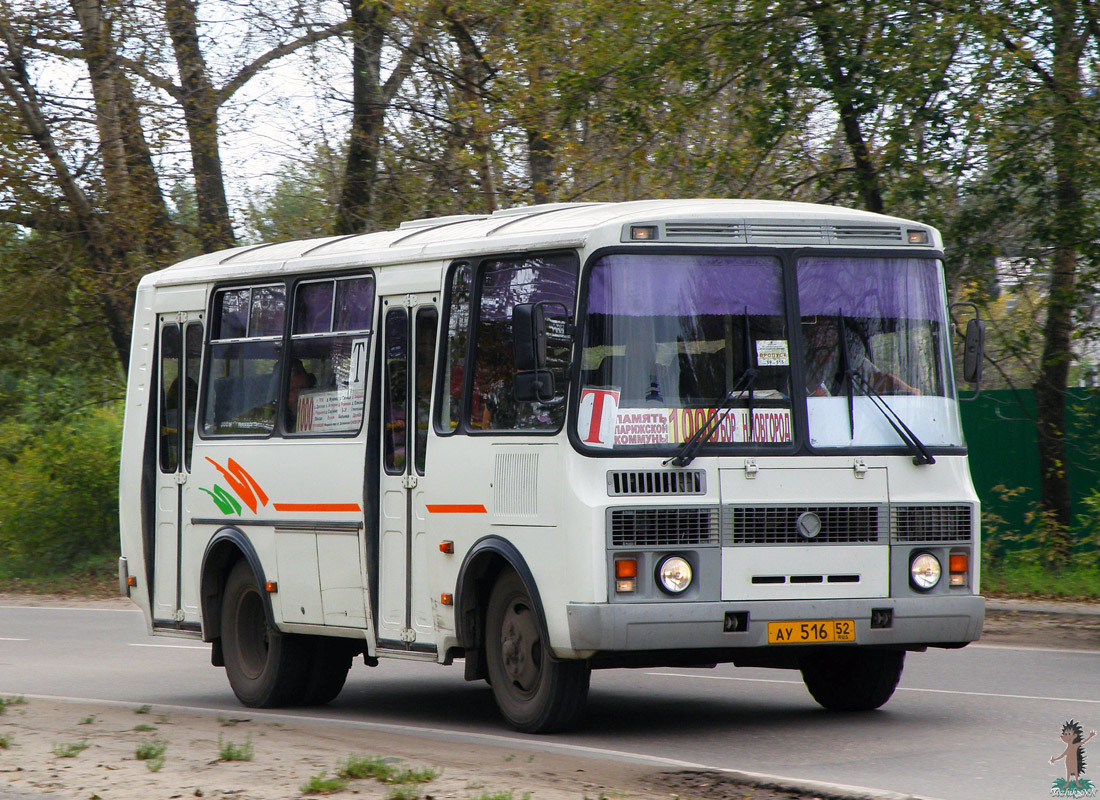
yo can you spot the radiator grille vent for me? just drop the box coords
[892,505,972,542]
[610,507,720,547]
[607,470,705,496]
[724,505,882,545]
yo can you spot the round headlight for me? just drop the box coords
[657,556,693,594]
[910,553,942,591]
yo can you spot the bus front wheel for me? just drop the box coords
[800,648,905,712]
[485,572,590,733]
[221,560,308,708]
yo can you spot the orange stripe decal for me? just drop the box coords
[273,503,362,512]
[427,504,488,514]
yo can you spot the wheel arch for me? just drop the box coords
[200,527,272,645]
[454,535,547,681]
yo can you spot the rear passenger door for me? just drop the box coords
[153,314,203,626]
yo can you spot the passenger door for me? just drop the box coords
[377,294,439,649]
[153,314,203,626]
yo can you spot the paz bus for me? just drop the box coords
[118,199,986,732]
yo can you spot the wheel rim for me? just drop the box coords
[499,597,542,697]
[234,588,269,680]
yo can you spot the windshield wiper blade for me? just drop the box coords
[847,370,935,466]
[665,367,758,468]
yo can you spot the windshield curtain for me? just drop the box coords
[796,256,964,449]
[578,253,792,451]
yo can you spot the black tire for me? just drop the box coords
[485,572,590,733]
[221,560,309,708]
[800,648,905,712]
[300,637,356,706]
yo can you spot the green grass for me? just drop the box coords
[0,696,27,714]
[336,755,438,784]
[133,704,152,715]
[982,558,1100,600]
[0,734,11,749]
[218,734,253,762]
[135,740,168,772]
[300,773,349,795]
[51,740,89,758]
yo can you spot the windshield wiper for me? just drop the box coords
[835,314,933,465]
[846,370,935,466]
[666,367,758,467]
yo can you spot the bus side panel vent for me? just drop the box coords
[609,507,720,547]
[607,470,706,496]
[891,505,973,542]
[494,452,538,517]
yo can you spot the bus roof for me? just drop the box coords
[142,199,938,288]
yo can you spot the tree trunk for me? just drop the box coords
[810,7,884,214]
[165,0,235,251]
[1033,0,1083,551]
[335,0,386,234]
[71,0,176,261]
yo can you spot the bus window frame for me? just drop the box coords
[435,250,579,438]
[198,270,377,442]
[283,272,376,439]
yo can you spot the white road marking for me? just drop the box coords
[127,643,207,650]
[0,605,141,613]
[644,671,1100,704]
[0,637,28,641]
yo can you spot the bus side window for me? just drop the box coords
[469,253,576,432]
[159,323,181,472]
[438,264,471,434]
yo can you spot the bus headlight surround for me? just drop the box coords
[909,552,942,591]
[656,555,693,594]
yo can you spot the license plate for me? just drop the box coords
[767,619,855,644]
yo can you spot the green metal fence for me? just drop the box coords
[959,388,1100,552]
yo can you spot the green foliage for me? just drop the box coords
[336,755,438,784]
[0,734,11,749]
[300,773,349,795]
[135,740,168,772]
[51,740,89,758]
[217,734,254,762]
[0,405,122,578]
[133,704,152,715]
[0,696,26,713]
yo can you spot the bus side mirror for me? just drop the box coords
[513,303,555,402]
[963,318,984,385]
[513,303,547,372]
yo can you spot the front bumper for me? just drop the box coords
[566,595,985,652]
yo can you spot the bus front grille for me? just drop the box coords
[610,507,720,547]
[723,505,883,545]
[892,505,973,542]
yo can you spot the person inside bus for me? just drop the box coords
[285,358,316,430]
[802,316,919,396]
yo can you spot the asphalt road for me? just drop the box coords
[1,602,1097,800]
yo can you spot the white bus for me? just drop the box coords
[119,199,985,732]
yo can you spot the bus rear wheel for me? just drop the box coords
[800,648,905,712]
[300,637,356,706]
[221,560,308,708]
[485,572,590,733]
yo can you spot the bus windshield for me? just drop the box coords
[576,252,963,454]
[797,255,963,449]
[577,253,793,451]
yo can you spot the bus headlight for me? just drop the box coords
[910,553,942,591]
[656,556,692,594]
